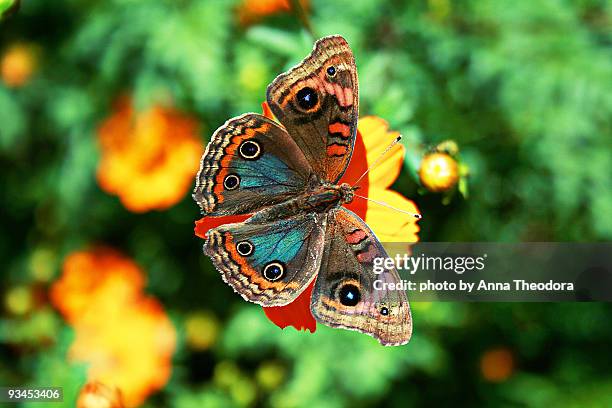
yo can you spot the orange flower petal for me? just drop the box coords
[237,0,309,26]
[77,381,125,408]
[360,116,405,189]
[96,96,203,213]
[365,188,420,243]
[50,249,145,323]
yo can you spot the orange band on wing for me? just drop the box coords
[346,229,367,244]
[328,122,351,138]
[326,143,348,157]
[212,123,270,203]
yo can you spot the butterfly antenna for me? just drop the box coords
[354,194,422,219]
[352,135,402,188]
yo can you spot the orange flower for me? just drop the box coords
[77,381,125,408]
[480,347,515,382]
[51,248,177,407]
[97,96,203,213]
[196,104,420,333]
[237,0,309,26]
[1,43,37,87]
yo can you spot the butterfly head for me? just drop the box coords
[338,182,355,204]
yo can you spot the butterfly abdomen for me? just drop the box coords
[244,182,354,224]
[305,189,340,210]
[300,183,354,214]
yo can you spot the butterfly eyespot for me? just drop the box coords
[296,87,318,110]
[326,66,336,76]
[338,284,360,307]
[223,174,240,190]
[239,140,262,160]
[380,307,389,316]
[236,241,253,257]
[263,261,285,282]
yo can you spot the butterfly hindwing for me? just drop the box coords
[266,35,359,183]
[310,208,412,346]
[194,113,313,216]
[205,213,327,306]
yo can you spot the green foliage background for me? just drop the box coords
[1,0,611,407]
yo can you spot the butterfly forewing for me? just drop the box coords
[193,113,313,216]
[266,35,359,183]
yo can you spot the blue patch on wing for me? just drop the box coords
[250,221,310,266]
[236,154,303,190]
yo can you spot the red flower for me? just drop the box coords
[195,104,420,333]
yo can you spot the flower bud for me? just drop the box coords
[418,152,459,192]
[185,311,220,351]
[5,285,33,315]
[1,43,36,87]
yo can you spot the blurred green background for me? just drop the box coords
[1,0,611,407]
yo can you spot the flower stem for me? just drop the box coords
[290,0,315,39]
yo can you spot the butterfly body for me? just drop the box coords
[194,35,413,346]
[304,182,355,211]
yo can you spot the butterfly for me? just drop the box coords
[193,35,412,346]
